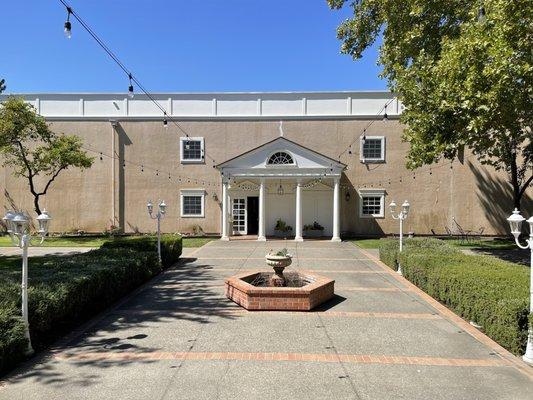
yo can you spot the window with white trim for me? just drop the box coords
[267,151,294,165]
[180,190,205,217]
[358,189,385,218]
[180,137,204,163]
[360,136,385,162]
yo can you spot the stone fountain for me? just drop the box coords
[225,248,335,311]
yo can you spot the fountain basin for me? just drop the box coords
[225,270,334,311]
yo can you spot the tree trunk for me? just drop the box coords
[509,150,521,210]
[33,194,42,216]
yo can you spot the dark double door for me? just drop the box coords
[247,196,259,235]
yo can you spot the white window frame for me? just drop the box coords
[358,189,386,218]
[360,136,386,163]
[180,137,205,164]
[265,150,297,168]
[180,189,205,218]
[231,197,247,235]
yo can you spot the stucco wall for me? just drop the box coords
[1,118,530,236]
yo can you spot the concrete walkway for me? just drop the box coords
[1,240,532,399]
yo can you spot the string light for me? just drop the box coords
[382,105,388,122]
[64,7,72,39]
[163,118,168,128]
[128,73,134,99]
[57,0,218,166]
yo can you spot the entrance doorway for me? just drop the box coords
[247,196,259,235]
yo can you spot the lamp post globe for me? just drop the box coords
[3,211,16,233]
[507,209,525,238]
[401,200,410,216]
[36,210,52,235]
[12,213,29,235]
[159,200,167,215]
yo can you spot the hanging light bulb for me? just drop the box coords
[163,118,168,128]
[383,104,388,122]
[348,145,352,155]
[128,73,134,98]
[277,181,284,196]
[64,7,72,39]
[362,129,367,144]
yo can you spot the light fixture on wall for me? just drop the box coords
[345,190,351,202]
[277,180,284,196]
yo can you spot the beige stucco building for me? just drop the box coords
[0,91,529,239]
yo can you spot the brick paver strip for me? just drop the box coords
[54,351,509,368]
[355,246,533,380]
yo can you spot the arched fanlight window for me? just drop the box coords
[267,151,294,165]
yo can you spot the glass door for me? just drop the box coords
[232,198,247,235]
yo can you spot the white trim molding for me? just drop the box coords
[1,92,402,120]
[180,189,206,218]
[358,188,386,218]
[180,137,205,164]
[360,136,386,163]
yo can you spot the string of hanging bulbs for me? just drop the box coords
[339,98,395,160]
[58,0,218,165]
[81,144,222,188]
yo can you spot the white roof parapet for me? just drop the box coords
[0,91,402,120]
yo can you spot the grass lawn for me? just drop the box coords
[349,237,516,250]
[0,235,217,248]
[182,237,217,247]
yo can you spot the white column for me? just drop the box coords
[258,179,266,241]
[331,177,341,242]
[295,180,303,241]
[221,181,229,240]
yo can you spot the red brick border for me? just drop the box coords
[54,351,510,368]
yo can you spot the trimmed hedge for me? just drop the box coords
[0,234,182,375]
[101,234,182,268]
[378,238,531,355]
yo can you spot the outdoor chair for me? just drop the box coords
[452,218,472,243]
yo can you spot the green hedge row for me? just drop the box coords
[101,235,183,268]
[378,238,531,355]
[0,234,182,375]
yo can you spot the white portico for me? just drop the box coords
[217,137,346,241]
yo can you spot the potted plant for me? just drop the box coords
[265,248,293,286]
[274,219,293,238]
[303,221,324,238]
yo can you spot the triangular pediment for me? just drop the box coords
[217,137,345,177]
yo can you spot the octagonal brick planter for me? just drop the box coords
[224,271,335,311]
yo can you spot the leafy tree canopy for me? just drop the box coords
[329,0,532,208]
[0,97,94,215]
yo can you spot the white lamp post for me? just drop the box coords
[2,209,52,354]
[506,208,533,364]
[389,200,410,275]
[147,200,166,262]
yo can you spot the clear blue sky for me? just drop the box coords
[1,0,386,93]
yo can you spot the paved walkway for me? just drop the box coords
[1,240,532,399]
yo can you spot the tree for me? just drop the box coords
[328,0,532,209]
[0,97,94,215]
